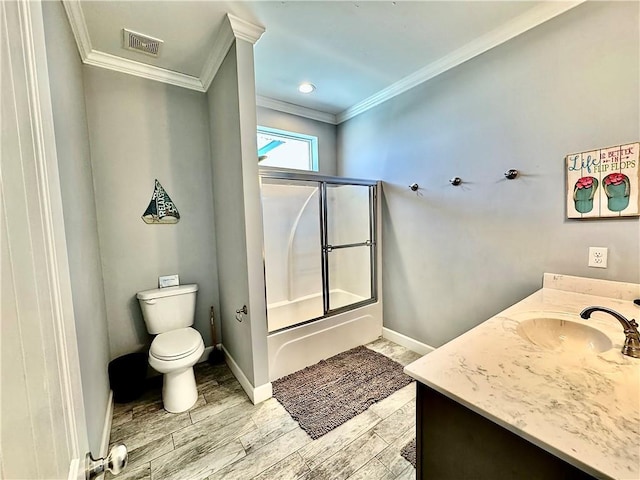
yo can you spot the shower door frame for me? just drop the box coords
[259,169,378,332]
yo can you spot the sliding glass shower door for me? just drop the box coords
[260,171,377,332]
[261,177,323,332]
[323,183,375,312]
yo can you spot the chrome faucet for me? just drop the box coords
[580,306,640,359]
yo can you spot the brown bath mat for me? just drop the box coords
[401,438,417,468]
[272,345,412,439]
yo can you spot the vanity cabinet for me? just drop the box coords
[404,274,640,480]
[415,383,595,480]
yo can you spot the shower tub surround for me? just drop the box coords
[261,173,383,382]
[405,273,640,479]
[266,289,367,332]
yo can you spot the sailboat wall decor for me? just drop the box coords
[142,179,181,224]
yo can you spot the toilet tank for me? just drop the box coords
[136,284,198,334]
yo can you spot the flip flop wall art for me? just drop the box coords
[566,142,639,218]
[142,179,180,224]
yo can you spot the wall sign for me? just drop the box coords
[566,142,639,218]
[142,179,180,224]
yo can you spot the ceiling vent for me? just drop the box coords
[122,29,163,57]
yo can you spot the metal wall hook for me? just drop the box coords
[235,305,247,322]
[504,169,519,180]
[449,177,462,186]
[409,183,419,192]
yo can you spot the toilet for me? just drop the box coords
[136,284,204,413]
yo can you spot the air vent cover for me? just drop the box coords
[122,29,163,57]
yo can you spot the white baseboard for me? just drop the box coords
[100,390,114,456]
[198,345,214,363]
[197,343,224,364]
[252,382,273,404]
[382,327,435,356]
[221,345,272,405]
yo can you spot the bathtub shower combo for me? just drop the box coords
[260,170,382,380]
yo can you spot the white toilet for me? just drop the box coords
[136,284,205,413]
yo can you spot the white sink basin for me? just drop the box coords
[516,317,612,353]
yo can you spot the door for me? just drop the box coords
[323,183,376,312]
[1,1,89,478]
[261,178,324,332]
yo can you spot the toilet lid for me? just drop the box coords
[150,328,203,360]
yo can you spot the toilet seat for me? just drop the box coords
[150,327,203,361]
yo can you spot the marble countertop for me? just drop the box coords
[404,274,640,480]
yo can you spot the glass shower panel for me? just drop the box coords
[260,178,323,332]
[326,184,371,246]
[327,246,372,310]
[324,183,374,312]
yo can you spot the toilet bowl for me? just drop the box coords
[148,327,205,413]
[136,284,204,413]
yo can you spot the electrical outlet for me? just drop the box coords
[588,247,607,268]
[159,274,179,288]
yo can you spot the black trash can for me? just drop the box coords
[108,352,148,403]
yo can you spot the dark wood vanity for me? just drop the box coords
[415,383,595,480]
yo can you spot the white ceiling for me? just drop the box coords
[75,1,582,122]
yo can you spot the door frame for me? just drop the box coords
[1,0,89,478]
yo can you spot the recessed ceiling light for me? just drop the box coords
[298,82,316,94]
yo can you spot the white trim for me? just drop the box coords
[197,345,214,364]
[62,1,583,113]
[337,1,585,123]
[382,327,435,356]
[200,12,265,92]
[67,459,81,480]
[99,391,114,457]
[61,5,265,93]
[84,50,204,91]
[252,382,273,405]
[61,0,92,59]
[24,0,86,458]
[226,13,265,45]
[199,16,235,92]
[257,96,338,125]
[221,345,272,405]
[8,0,88,476]
[197,343,225,364]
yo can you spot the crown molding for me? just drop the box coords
[200,15,236,91]
[62,0,92,59]
[227,13,265,45]
[256,96,338,125]
[62,4,263,93]
[200,14,265,91]
[62,1,583,120]
[84,50,204,91]
[337,0,586,123]
[63,0,202,90]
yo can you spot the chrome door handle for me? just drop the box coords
[86,444,128,479]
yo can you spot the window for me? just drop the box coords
[257,126,318,171]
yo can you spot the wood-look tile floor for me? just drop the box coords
[107,338,420,480]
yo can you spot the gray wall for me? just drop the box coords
[83,67,220,359]
[257,106,338,175]
[337,2,640,348]
[207,41,269,388]
[41,0,110,455]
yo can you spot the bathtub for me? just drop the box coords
[267,289,368,332]
[260,171,383,382]
[267,294,382,381]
